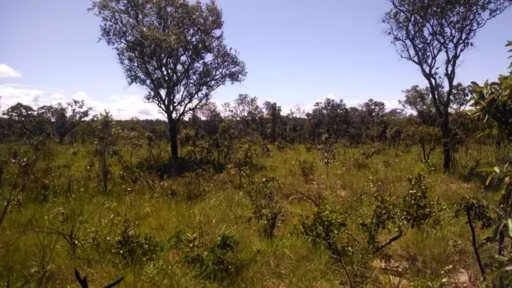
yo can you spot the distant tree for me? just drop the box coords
[360,99,386,141]
[37,100,91,143]
[384,0,511,171]
[400,85,437,126]
[3,102,35,122]
[224,94,264,136]
[197,101,223,137]
[263,101,281,143]
[282,109,308,144]
[308,98,349,142]
[91,0,246,164]
[225,94,263,121]
[401,84,472,126]
[361,99,386,122]
[3,103,49,139]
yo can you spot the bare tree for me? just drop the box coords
[383,0,511,171]
[90,0,246,163]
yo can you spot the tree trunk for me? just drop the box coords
[168,118,179,163]
[440,115,452,172]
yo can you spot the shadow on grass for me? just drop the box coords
[135,156,226,179]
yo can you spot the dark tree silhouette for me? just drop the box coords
[37,100,91,143]
[90,0,246,163]
[383,0,511,171]
[263,101,281,143]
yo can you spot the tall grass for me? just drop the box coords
[0,141,500,286]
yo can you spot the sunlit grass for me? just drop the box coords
[0,141,499,286]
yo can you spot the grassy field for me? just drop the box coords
[0,140,507,287]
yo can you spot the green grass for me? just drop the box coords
[0,141,503,287]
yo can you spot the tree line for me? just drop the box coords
[1,0,511,173]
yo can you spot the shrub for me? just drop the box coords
[171,231,246,285]
[115,224,161,267]
[185,233,241,283]
[244,176,283,238]
[298,159,316,184]
[301,174,438,286]
[401,173,437,228]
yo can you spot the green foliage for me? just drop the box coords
[301,204,347,255]
[0,127,508,286]
[186,233,240,283]
[115,224,161,267]
[172,231,246,285]
[245,176,283,238]
[298,159,316,184]
[384,0,511,171]
[232,137,264,188]
[91,0,246,161]
[301,173,438,285]
[402,173,437,228]
[410,125,441,164]
[471,73,512,144]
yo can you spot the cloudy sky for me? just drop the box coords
[1,0,511,119]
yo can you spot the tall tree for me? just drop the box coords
[91,0,246,163]
[383,0,511,171]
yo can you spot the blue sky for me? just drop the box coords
[1,0,511,119]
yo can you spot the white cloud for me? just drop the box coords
[0,84,163,119]
[0,64,22,78]
[0,84,43,110]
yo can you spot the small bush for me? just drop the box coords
[298,159,316,184]
[176,232,245,285]
[245,176,283,238]
[401,173,437,228]
[115,225,161,267]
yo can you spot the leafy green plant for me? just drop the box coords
[401,173,437,229]
[187,233,240,283]
[173,232,246,285]
[115,224,161,267]
[245,176,283,238]
[0,145,42,228]
[301,204,363,287]
[302,173,437,286]
[232,137,263,188]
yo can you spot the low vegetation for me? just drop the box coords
[1,0,512,286]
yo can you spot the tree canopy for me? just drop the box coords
[383,0,511,171]
[90,0,247,162]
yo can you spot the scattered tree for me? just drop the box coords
[384,0,511,171]
[91,0,247,164]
